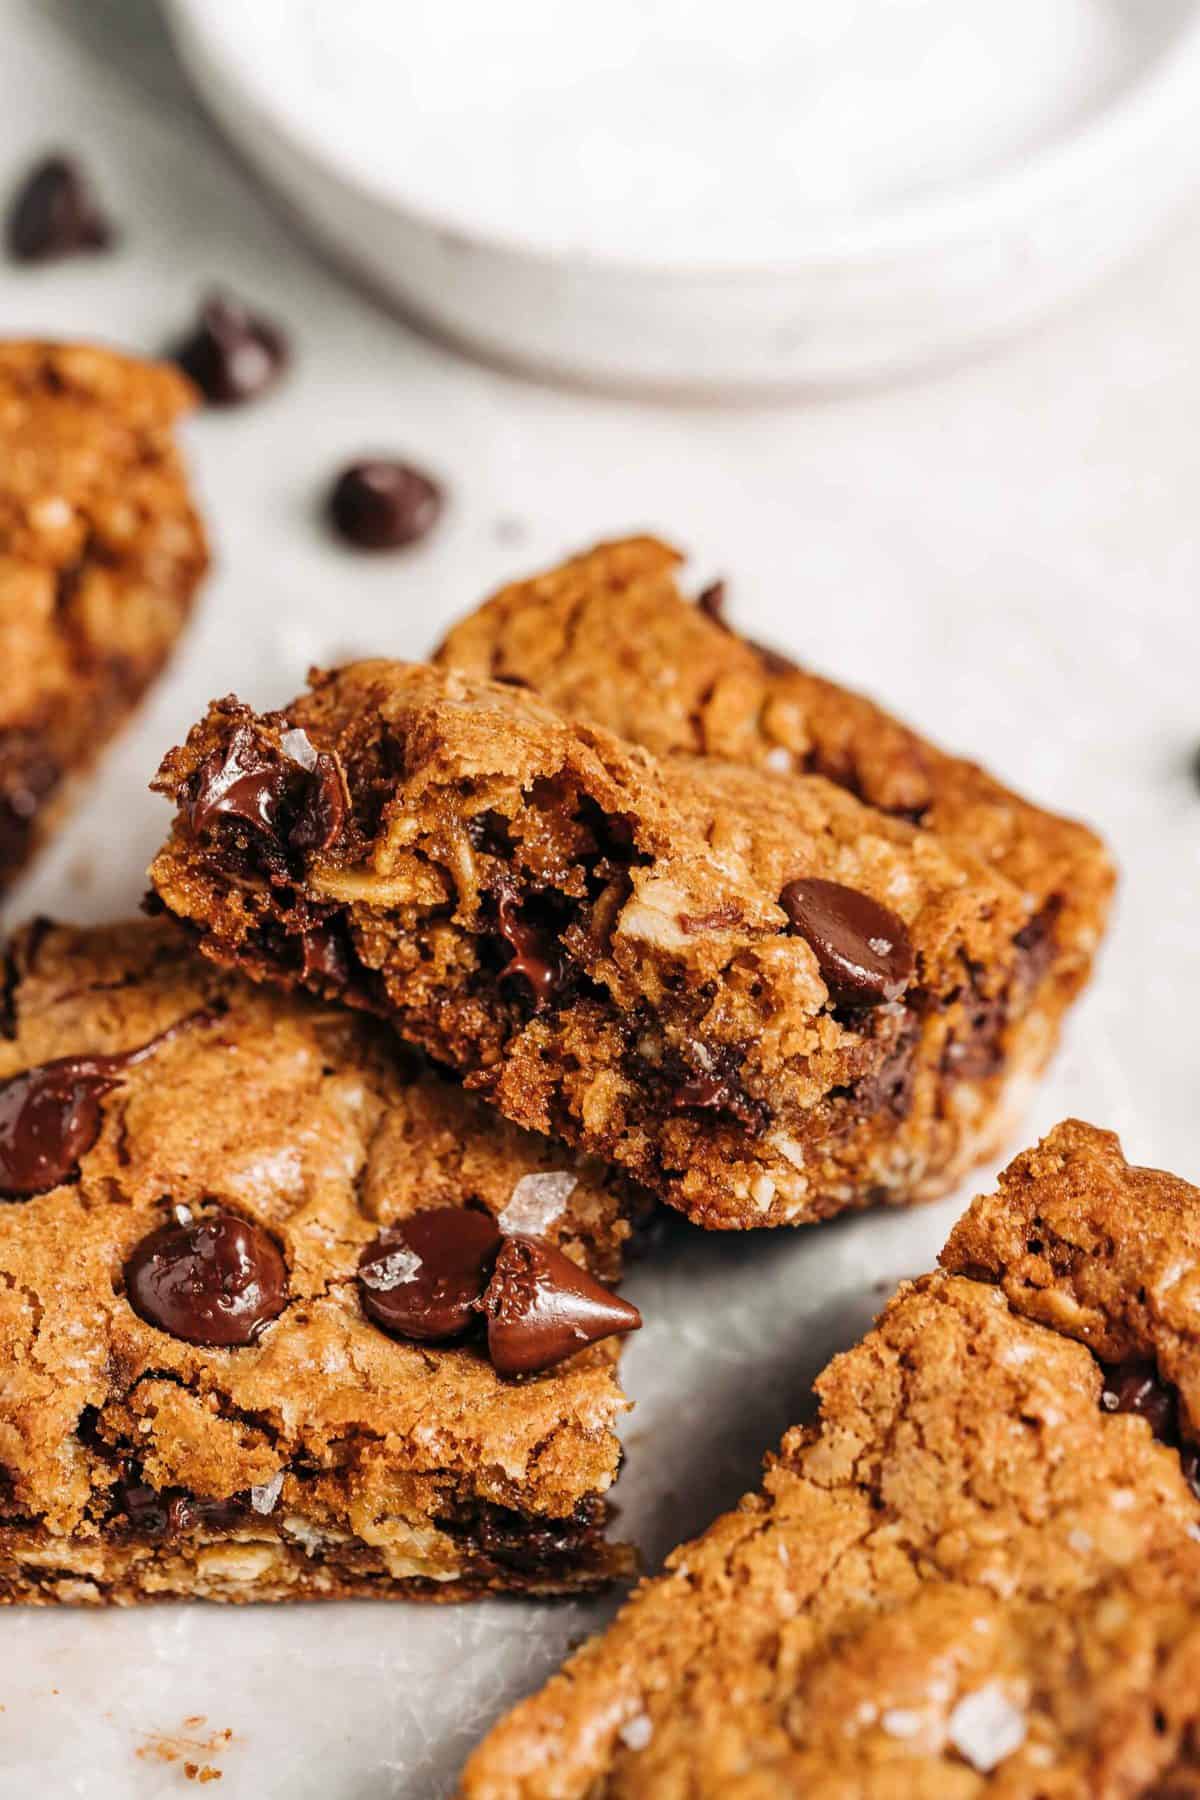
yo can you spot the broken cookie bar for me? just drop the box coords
[153,661,1049,1228]
[0,341,208,895]
[0,918,641,1605]
[437,536,1114,1143]
[459,1120,1200,1800]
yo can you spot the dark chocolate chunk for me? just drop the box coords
[328,460,443,550]
[173,292,288,406]
[494,886,561,1007]
[113,1477,249,1537]
[478,1235,641,1377]
[125,1212,288,1347]
[779,877,914,1008]
[1100,1360,1176,1442]
[0,1015,206,1199]
[7,154,113,262]
[696,580,727,623]
[358,1207,501,1342]
[299,923,351,985]
[670,1070,764,1130]
[288,753,346,854]
[187,724,290,838]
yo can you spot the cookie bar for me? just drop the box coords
[459,1121,1200,1798]
[438,537,1113,1141]
[156,662,1049,1227]
[0,342,208,894]
[0,918,641,1605]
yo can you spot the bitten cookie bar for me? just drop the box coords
[439,538,1114,1141]
[0,342,207,894]
[0,919,640,1605]
[156,662,1050,1227]
[460,1121,1200,1799]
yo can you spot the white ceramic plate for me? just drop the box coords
[164,0,1200,393]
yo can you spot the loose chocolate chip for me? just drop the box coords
[494,887,561,1007]
[0,1015,206,1198]
[328,460,443,550]
[779,877,914,1008]
[478,1235,641,1377]
[1101,1360,1177,1442]
[288,753,346,854]
[187,725,290,839]
[7,154,113,262]
[125,1212,288,1347]
[358,1207,501,1343]
[696,580,727,623]
[173,292,288,406]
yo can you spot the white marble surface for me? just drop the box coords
[1,3,1199,1795]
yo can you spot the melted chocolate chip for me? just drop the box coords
[358,1207,501,1342]
[173,292,288,406]
[0,1015,205,1199]
[288,753,346,854]
[1101,1360,1177,1441]
[779,877,914,1008]
[478,1235,641,1377]
[7,155,113,262]
[187,725,290,838]
[494,887,562,1007]
[299,923,351,985]
[113,1478,249,1537]
[125,1212,288,1347]
[671,1071,765,1130]
[329,460,444,550]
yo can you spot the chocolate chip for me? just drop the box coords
[779,877,914,1008]
[1101,1361,1177,1442]
[125,1212,288,1347]
[494,886,561,1007]
[670,1071,765,1130]
[0,1015,206,1198]
[358,1207,501,1342]
[7,155,113,262]
[113,1477,249,1537]
[187,725,290,838]
[478,1235,641,1377]
[288,753,346,854]
[173,292,288,406]
[299,923,351,985]
[328,460,443,550]
[696,580,727,623]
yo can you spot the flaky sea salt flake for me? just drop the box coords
[499,1171,578,1236]
[948,1683,1026,1772]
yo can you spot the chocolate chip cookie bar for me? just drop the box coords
[439,537,1113,1165]
[155,662,1058,1227]
[0,918,640,1605]
[0,342,207,894]
[459,1121,1200,1798]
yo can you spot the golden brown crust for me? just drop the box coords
[0,341,208,892]
[458,1122,1200,1799]
[149,662,1046,1226]
[0,919,637,1605]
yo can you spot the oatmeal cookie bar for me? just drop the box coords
[460,1120,1200,1798]
[0,342,207,894]
[0,918,640,1605]
[438,538,1113,1150]
[155,662,1044,1227]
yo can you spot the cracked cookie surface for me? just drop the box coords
[0,341,208,894]
[149,661,1057,1228]
[0,919,639,1604]
[438,537,1114,1206]
[459,1121,1200,1798]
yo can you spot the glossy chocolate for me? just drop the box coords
[7,155,112,262]
[329,459,443,550]
[187,725,289,838]
[358,1207,501,1342]
[288,753,346,854]
[479,1235,641,1377]
[779,876,914,1008]
[0,1015,205,1198]
[125,1212,288,1347]
[173,292,288,406]
[494,888,561,1006]
[1101,1360,1176,1441]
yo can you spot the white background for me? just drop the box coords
[0,2,1198,1795]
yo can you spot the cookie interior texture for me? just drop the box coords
[149,657,1087,1228]
[0,919,639,1604]
[459,1120,1200,1798]
[0,341,208,893]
